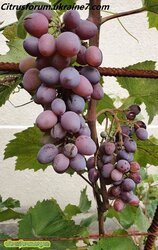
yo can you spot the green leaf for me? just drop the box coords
[49,0,77,15]
[117,61,158,123]
[4,126,48,171]
[0,233,13,250]
[88,229,138,250]
[135,136,158,167]
[18,199,85,250]
[0,74,22,107]
[0,39,27,63]
[145,0,158,13]
[64,204,81,219]
[107,206,149,231]
[0,209,23,222]
[80,214,97,228]
[2,197,20,209]
[2,24,17,41]
[147,11,158,30]
[96,94,114,124]
[79,187,91,213]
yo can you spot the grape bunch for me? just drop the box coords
[94,104,148,212]
[20,9,103,174]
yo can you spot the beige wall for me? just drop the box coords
[0,0,158,210]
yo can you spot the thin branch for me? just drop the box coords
[78,173,93,187]
[101,6,146,25]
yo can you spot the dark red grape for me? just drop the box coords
[23,36,40,57]
[72,75,93,97]
[67,94,85,113]
[75,135,96,155]
[38,34,56,57]
[63,10,80,29]
[50,53,70,71]
[129,172,142,184]
[124,138,137,153]
[60,67,80,89]
[101,163,114,178]
[36,110,57,130]
[35,85,56,104]
[51,98,66,116]
[116,160,130,173]
[87,157,95,169]
[121,178,136,192]
[50,123,67,140]
[130,161,140,173]
[85,46,102,67]
[70,153,86,171]
[121,125,130,136]
[102,154,113,164]
[111,169,123,182]
[37,144,58,164]
[111,186,121,197]
[75,20,97,40]
[23,68,41,91]
[19,57,36,73]
[126,111,136,120]
[53,154,69,173]
[35,57,50,70]
[56,32,81,57]
[113,199,125,212]
[39,67,60,86]
[80,66,101,85]
[117,150,133,162]
[77,45,87,65]
[134,120,147,130]
[136,128,148,140]
[61,111,80,133]
[120,191,133,203]
[104,142,115,155]
[129,195,140,206]
[88,168,99,183]
[78,125,91,137]
[63,143,78,158]
[129,104,141,115]
[24,13,48,37]
[91,83,104,100]
[33,9,52,21]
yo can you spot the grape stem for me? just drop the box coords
[88,0,109,236]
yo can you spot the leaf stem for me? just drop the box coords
[101,6,146,25]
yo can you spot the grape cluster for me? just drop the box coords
[20,9,103,174]
[96,105,148,211]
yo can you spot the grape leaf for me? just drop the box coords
[80,214,97,228]
[107,206,149,231]
[18,199,85,250]
[49,0,77,15]
[2,24,17,41]
[134,136,158,167]
[145,0,158,13]
[88,229,138,250]
[147,11,158,30]
[0,209,23,222]
[4,126,49,171]
[117,61,158,124]
[79,187,91,213]
[64,204,81,219]
[0,197,20,210]
[96,94,114,124]
[0,39,27,63]
[0,233,14,250]
[0,74,22,107]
